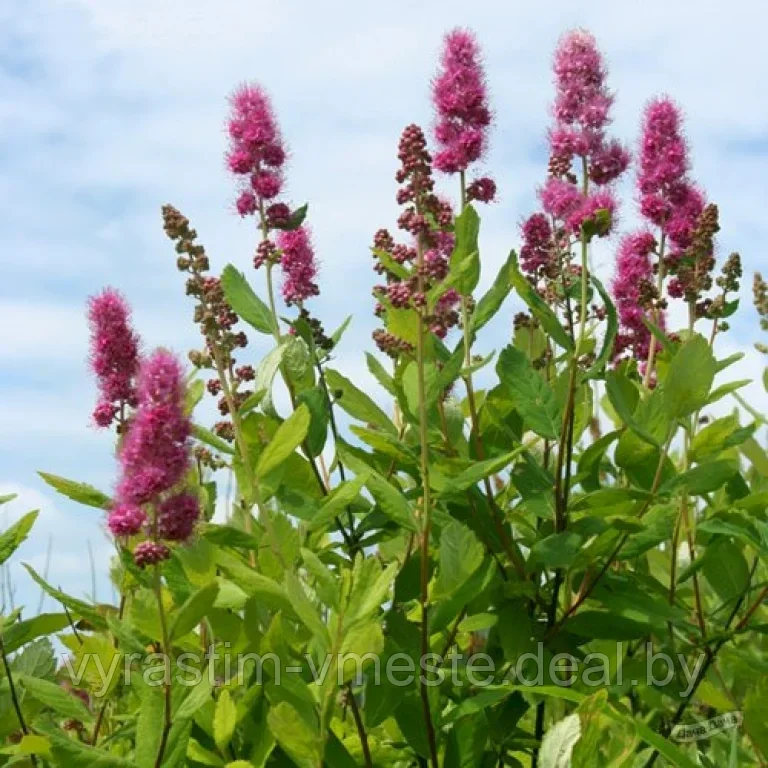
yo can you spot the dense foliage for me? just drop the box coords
[1,26,767,768]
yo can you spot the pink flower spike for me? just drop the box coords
[133,541,170,568]
[117,350,191,505]
[226,82,286,214]
[539,177,582,220]
[552,30,613,132]
[87,288,140,426]
[108,503,147,537]
[432,28,492,175]
[157,493,200,542]
[612,232,662,360]
[277,226,320,305]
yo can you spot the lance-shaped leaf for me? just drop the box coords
[471,249,515,334]
[221,264,276,335]
[662,333,716,419]
[0,510,38,566]
[509,250,574,351]
[37,472,111,510]
[256,404,310,478]
[583,276,617,381]
[449,203,481,296]
[497,345,562,440]
[324,368,396,434]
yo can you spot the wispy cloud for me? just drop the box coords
[2,0,767,606]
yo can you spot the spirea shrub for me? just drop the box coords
[2,26,768,768]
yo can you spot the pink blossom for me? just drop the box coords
[117,351,190,505]
[432,28,493,183]
[277,226,320,305]
[539,177,582,220]
[589,139,631,185]
[157,493,200,542]
[107,503,146,537]
[87,288,141,427]
[566,189,617,235]
[612,232,662,360]
[226,83,286,213]
[552,30,613,130]
[133,541,170,568]
[520,214,553,275]
[637,97,705,251]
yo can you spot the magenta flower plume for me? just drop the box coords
[116,350,191,506]
[226,83,287,215]
[432,28,495,199]
[107,503,146,537]
[157,493,200,542]
[87,288,140,428]
[520,214,554,276]
[638,97,704,253]
[612,232,662,361]
[549,29,630,185]
[277,226,320,305]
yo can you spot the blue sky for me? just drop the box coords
[1,0,767,610]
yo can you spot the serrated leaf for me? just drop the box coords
[267,702,322,768]
[509,251,573,351]
[214,689,238,752]
[221,264,276,335]
[450,204,481,295]
[662,334,716,419]
[170,580,220,640]
[256,404,310,478]
[0,510,38,566]
[471,250,514,334]
[20,674,93,722]
[325,368,395,434]
[37,472,111,509]
[497,345,562,439]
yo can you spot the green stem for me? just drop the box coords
[0,632,38,766]
[642,231,667,388]
[415,234,439,768]
[152,567,173,768]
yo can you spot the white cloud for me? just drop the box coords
[2,0,768,604]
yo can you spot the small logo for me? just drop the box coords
[671,711,742,742]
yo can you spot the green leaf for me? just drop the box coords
[256,403,310,478]
[0,510,37,566]
[437,447,524,495]
[528,531,582,570]
[497,345,562,439]
[221,264,276,335]
[214,689,238,752]
[450,204,481,295]
[215,550,296,616]
[192,423,235,455]
[297,386,329,458]
[605,370,659,447]
[567,611,654,640]
[690,415,754,462]
[436,521,484,596]
[20,674,93,722]
[2,613,69,654]
[665,459,739,495]
[509,250,573,351]
[702,539,750,604]
[471,250,514,334]
[22,565,107,630]
[18,734,52,759]
[539,713,581,768]
[325,368,396,434]
[37,472,111,509]
[365,352,396,396]
[170,580,220,640]
[176,670,214,720]
[267,702,322,768]
[309,474,367,533]
[583,277,617,381]
[38,723,136,767]
[662,334,716,419]
[362,471,418,532]
[274,202,308,231]
[285,572,330,647]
